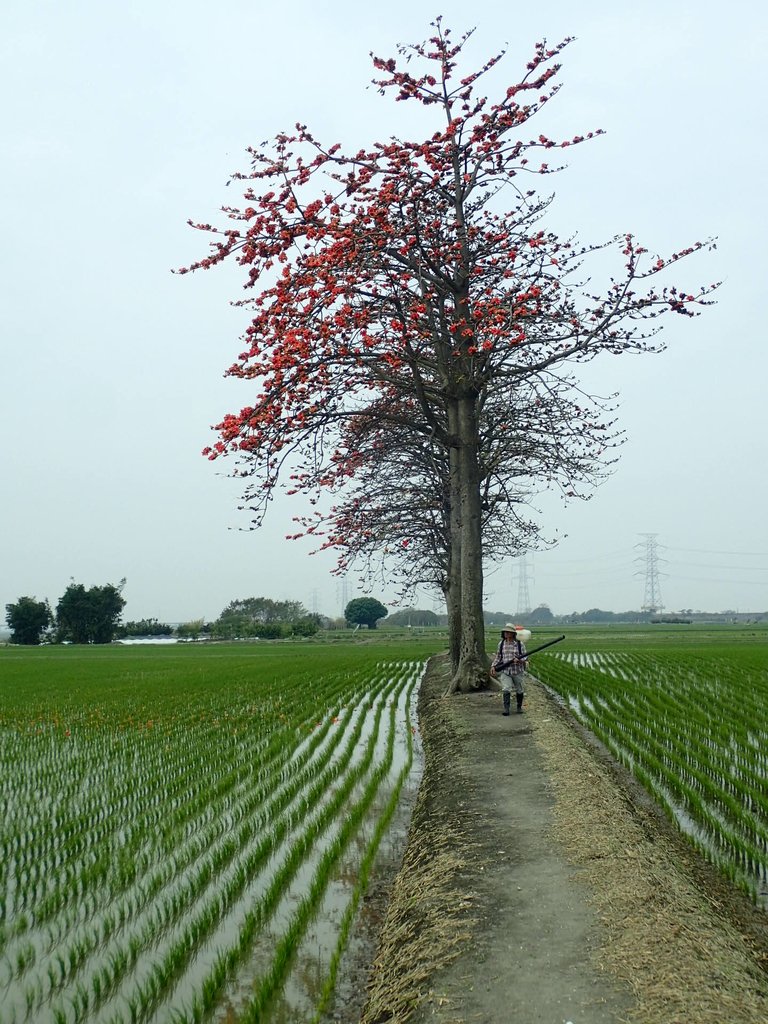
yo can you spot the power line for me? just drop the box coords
[535,564,636,580]
[662,575,768,586]
[501,540,768,607]
[672,547,768,558]
[666,561,768,573]
[530,548,633,565]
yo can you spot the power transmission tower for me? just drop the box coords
[337,578,349,617]
[516,556,532,615]
[635,534,665,613]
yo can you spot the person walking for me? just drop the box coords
[490,624,528,715]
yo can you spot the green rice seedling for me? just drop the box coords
[126,991,141,1024]
[69,980,92,1023]
[13,941,35,977]
[24,980,39,1017]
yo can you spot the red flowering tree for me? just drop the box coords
[180,20,716,692]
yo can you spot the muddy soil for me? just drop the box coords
[342,655,768,1024]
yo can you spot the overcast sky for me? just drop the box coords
[2,0,766,624]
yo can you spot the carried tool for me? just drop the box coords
[495,633,565,672]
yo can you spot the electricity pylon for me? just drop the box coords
[516,555,532,615]
[636,534,665,613]
[337,578,349,617]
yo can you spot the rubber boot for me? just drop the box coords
[502,692,511,716]
[516,693,524,714]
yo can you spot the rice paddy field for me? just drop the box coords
[0,638,440,1024]
[529,623,768,906]
[3,624,768,1023]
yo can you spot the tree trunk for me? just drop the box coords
[444,576,461,675]
[444,418,463,674]
[447,394,490,694]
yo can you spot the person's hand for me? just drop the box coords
[490,667,497,678]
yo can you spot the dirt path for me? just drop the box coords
[357,655,768,1024]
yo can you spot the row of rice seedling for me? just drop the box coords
[532,632,768,903]
[0,659,352,1011]
[307,677,419,1024]
[0,642,433,1023]
[84,674,399,1024]
[192,665,422,1024]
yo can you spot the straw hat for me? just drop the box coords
[501,624,532,642]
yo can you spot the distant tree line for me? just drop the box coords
[206,597,322,639]
[116,618,175,638]
[5,580,127,645]
[485,605,681,625]
[8,585,731,648]
[3,589,330,646]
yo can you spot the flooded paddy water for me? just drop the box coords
[0,646,428,1024]
[210,681,424,1023]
